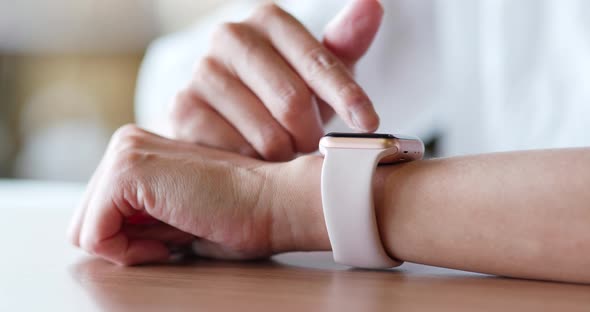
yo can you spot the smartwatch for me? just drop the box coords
[319,132,424,268]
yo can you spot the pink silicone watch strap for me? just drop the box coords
[321,147,402,268]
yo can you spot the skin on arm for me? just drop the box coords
[276,148,590,284]
[70,124,590,283]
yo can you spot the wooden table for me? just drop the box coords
[1,179,589,311]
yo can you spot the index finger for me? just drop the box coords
[246,4,379,132]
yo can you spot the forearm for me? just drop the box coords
[379,148,590,283]
[282,148,590,283]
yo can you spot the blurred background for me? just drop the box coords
[0,0,227,181]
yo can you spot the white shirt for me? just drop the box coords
[136,0,590,157]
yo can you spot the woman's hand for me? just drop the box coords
[169,0,384,161]
[68,124,329,265]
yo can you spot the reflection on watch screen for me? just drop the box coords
[324,132,395,139]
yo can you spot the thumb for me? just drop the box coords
[323,0,384,69]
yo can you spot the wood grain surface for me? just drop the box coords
[1,180,589,311]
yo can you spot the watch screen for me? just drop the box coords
[324,132,395,139]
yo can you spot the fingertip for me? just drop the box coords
[368,109,380,132]
[350,103,380,132]
[365,111,380,132]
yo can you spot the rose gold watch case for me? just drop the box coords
[319,134,424,164]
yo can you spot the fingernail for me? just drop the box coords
[351,104,379,131]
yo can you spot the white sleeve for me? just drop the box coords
[134,0,347,135]
[328,0,442,142]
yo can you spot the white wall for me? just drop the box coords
[0,0,228,53]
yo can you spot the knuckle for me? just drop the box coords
[211,22,248,46]
[113,148,145,171]
[169,88,197,123]
[110,125,147,154]
[111,124,144,143]
[107,126,153,172]
[250,2,285,24]
[192,56,219,82]
[194,56,233,92]
[210,22,262,63]
[304,47,340,80]
[111,148,159,181]
[169,89,213,143]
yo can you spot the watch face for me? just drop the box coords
[324,132,395,139]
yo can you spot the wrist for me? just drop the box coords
[267,155,331,254]
[264,154,403,258]
[373,162,415,262]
